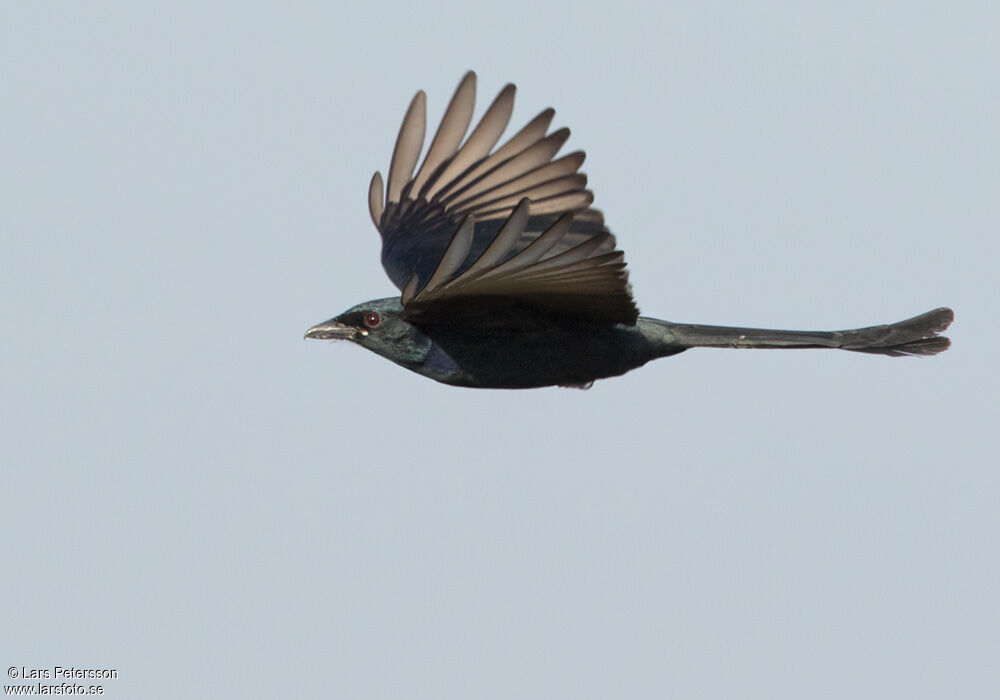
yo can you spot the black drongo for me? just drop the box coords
[305,72,952,389]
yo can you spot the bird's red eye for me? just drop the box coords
[363,311,381,328]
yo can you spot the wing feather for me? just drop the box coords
[386,91,426,204]
[438,128,570,207]
[409,71,476,196]
[421,215,475,294]
[509,231,612,274]
[474,190,593,220]
[433,109,555,202]
[448,153,586,213]
[422,83,515,201]
[401,274,420,304]
[452,175,585,216]
[457,198,531,279]
[369,74,638,325]
[368,171,384,228]
[479,212,573,276]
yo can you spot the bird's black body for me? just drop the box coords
[308,297,674,388]
[413,305,682,389]
[305,73,952,388]
[422,321,661,389]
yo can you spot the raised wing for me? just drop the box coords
[368,71,638,325]
[400,199,636,324]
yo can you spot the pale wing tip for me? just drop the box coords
[405,89,427,120]
[497,82,516,102]
[409,90,427,122]
[410,90,427,121]
[368,171,384,229]
[494,84,517,116]
[457,72,476,107]
[452,72,476,108]
[387,90,428,204]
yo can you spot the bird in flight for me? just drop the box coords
[305,72,953,389]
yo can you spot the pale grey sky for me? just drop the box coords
[2,3,997,699]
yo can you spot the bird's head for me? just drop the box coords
[304,297,433,369]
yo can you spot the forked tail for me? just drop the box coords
[657,307,953,357]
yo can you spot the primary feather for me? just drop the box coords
[369,71,638,325]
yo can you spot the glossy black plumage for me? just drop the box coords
[305,72,953,389]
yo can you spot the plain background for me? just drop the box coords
[2,2,997,698]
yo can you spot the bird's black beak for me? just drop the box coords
[304,320,357,340]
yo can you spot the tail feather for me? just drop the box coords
[660,307,953,357]
[839,308,953,356]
